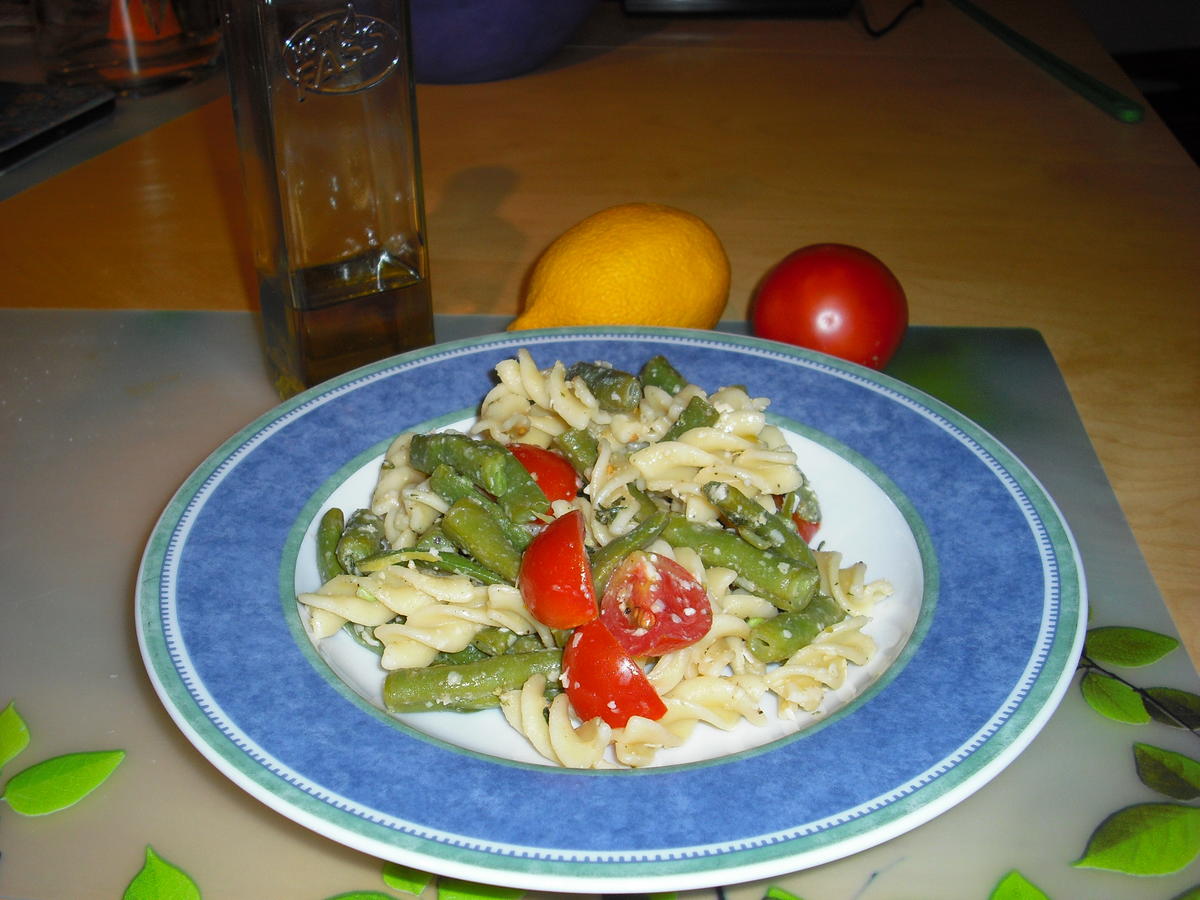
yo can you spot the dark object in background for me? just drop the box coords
[622,0,854,15]
[622,0,922,39]
[407,0,861,86]
[1115,47,1200,166]
[411,0,599,84]
[0,80,114,170]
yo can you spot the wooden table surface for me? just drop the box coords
[1,0,1197,665]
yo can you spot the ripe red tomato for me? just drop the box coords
[507,443,580,504]
[517,509,597,629]
[561,619,667,728]
[751,243,908,369]
[600,551,713,657]
[792,516,820,544]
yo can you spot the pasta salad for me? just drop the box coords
[298,350,892,768]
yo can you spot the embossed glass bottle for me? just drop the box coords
[222,0,433,397]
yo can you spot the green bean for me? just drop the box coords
[344,622,386,656]
[470,626,518,657]
[470,626,544,657]
[661,394,719,441]
[566,361,642,412]
[626,482,663,519]
[316,507,346,583]
[432,644,490,666]
[411,525,509,583]
[509,632,547,654]
[702,481,817,568]
[590,509,670,596]
[552,428,599,475]
[780,477,821,531]
[732,525,774,552]
[428,464,532,550]
[748,594,845,663]
[336,509,387,575]
[638,354,689,395]
[661,514,818,611]
[383,649,563,712]
[413,524,455,554]
[593,483,662,528]
[357,546,510,585]
[355,520,511,585]
[323,510,387,650]
[408,432,549,524]
[441,497,522,584]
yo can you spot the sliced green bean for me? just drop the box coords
[413,524,455,554]
[733,525,774,551]
[661,514,818,611]
[702,481,817,568]
[748,593,845,663]
[360,523,486,580]
[780,477,822,530]
[590,509,670,596]
[552,428,599,475]
[324,510,387,650]
[357,546,510,586]
[661,394,719,441]
[428,464,532,550]
[408,432,549,524]
[441,497,522,584]
[383,649,563,712]
[432,644,490,666]
[566,361,642,412]
[411,525,508,583]
[316,507,346,583]
[344,621,386,656]
[470,626,544,657]
[508,632,547,654]
[336,509,387,575]
[626,482,662,519]
[638,354,689,395]
[470,626,518,657]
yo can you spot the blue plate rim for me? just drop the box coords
[135,325,1087,892]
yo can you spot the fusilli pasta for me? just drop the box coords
[299,350,893,769]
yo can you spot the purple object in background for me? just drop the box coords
[410,0,599,84]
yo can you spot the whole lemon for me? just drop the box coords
[509,203,731,331]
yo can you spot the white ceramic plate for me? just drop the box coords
[136,327,1085,893]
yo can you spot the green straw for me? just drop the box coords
[947,0,1144,124]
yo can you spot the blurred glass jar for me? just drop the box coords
[32,0,221,93]
[222,0,434,397]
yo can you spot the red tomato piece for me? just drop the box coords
[507,443,580,504]
[792,516,820,544]
[751,243,908,370]
[600,551,713,657]
[517,509,597,629]
[562,619,667,728]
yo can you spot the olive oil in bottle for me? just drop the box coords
[260,252,434,397]
[223,0,433,398]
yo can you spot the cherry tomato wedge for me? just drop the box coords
[600,551,713,657]
[507,443,580,504]
[562,619,667,728]
[792,516,820,544]
[517,509,597,629]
